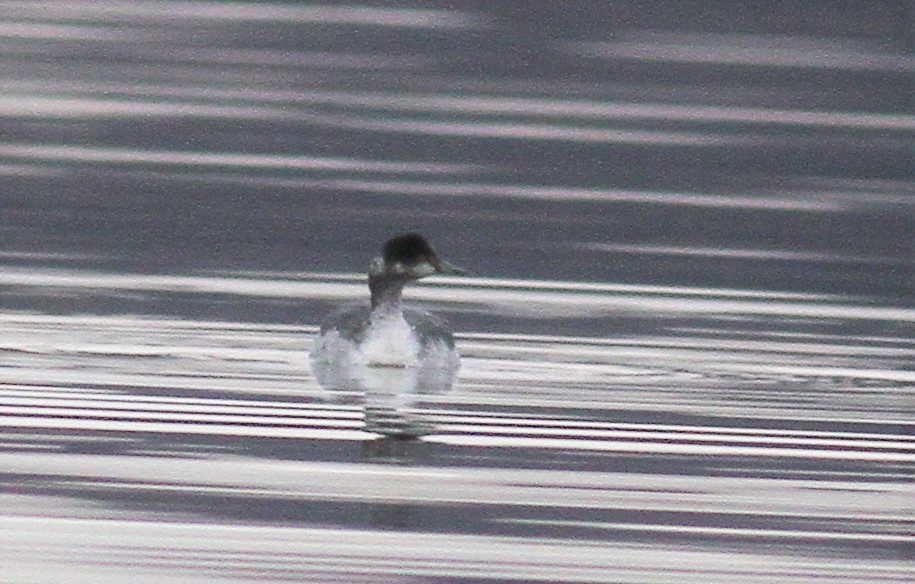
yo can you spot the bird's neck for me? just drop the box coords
[369,273,406,314]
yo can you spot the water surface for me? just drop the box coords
[0,2,913,582]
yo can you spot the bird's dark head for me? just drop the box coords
[368,232,466,308]
[369,232,466,283]
[382,233,437,269]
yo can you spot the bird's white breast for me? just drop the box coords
[358,311,420,367]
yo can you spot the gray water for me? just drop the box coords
[0,2,913,582]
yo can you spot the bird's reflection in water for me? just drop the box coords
[362,365,436,437]
[361,433,426,465]
[313,355,456,445]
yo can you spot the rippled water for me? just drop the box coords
[1,2,913,583]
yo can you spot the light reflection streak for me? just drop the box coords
[310,115,752,146]
[245,90,915,130]
[428,391,910,426]
[0,143,481,174]
[424,435,915,461]
[1,406,362,428]
[6,79,913,131]
[0,368,312,395]
[2,388,910,443]
[0,163,66,177]
[0,268,842,299]
[0,1,483,29]
[100,169,862,211]
[0,95,750,147]
[47,163,909,211]
[0,22,131,40]
[212,272,844,300]
[0,94,328,121]
[0,251,107,261]
[0,417,372,439]
[288,178,857,211]
[457,336,915,359]
[0,395,359,418]
[428,423,915,450]
[0,386,349,411]
[497,518,911,543]
[1,268,912,322]
[4,516,907,584]
[1,453,910,515]
[577,242,912,265]
[3,400,911,451]
[0,44,434,70]
[570,34,915,72]
[708,363,914,383]
[421,411,915,441]
[671,327,915,347]
[125,48,434,70]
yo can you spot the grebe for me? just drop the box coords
[310,233,464,384]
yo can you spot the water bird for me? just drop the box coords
[310,233,465,384]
